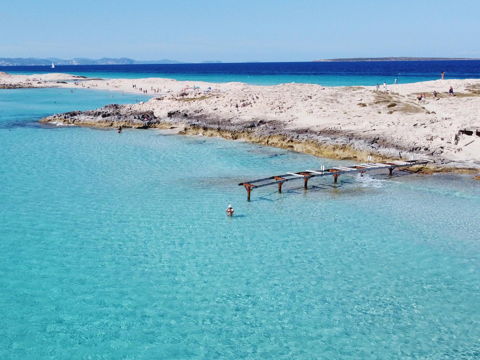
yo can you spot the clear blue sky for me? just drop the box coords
[2,0,479,62]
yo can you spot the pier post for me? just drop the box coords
[333,174,339,184]
[244,184,254,201]
[274,176,285,193]
[304,176,310,189]
[297,172,311,190]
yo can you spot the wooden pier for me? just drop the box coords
[239,159,429,201]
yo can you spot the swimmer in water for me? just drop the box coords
[226,204,234,216]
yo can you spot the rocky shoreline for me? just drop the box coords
[40,103,478,174]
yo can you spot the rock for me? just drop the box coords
[41,104,161,128]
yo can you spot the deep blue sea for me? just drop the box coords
[0,69,479,358]
[2,60,480,86]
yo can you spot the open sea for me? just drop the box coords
[0,64,479,359]
[2,60,480,86]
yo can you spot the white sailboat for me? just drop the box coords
[51,62,55,69]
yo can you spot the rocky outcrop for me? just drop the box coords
[39,101,480,174]
[41,103,440,167]
[41,104,162,128]
[0,83,39,89]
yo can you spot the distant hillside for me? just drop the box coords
[315,57,478,62]
[0,58,182,66]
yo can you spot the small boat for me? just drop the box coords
[51,62,55,69]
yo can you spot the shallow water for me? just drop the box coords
[0,89,479,359]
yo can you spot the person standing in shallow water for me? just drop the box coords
[441,71,445,80]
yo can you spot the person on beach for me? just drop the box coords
[117,125,122,133]
[383,82,387,92]
[226,204,234,216]
[441,71,445,80]
[433,90,438,98]
[449,86,455,96]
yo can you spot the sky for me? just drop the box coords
[1,0,479,62]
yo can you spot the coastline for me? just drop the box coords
[40,105,478,176]
[2,71,480,174]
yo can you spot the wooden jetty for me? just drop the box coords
[239,159,429,201]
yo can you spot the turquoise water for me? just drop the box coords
[1,89,479,359]
[6,70,437,86]
[7,71,437,86]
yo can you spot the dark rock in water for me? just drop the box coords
[0,83,34,89]
[41,103,161,128]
